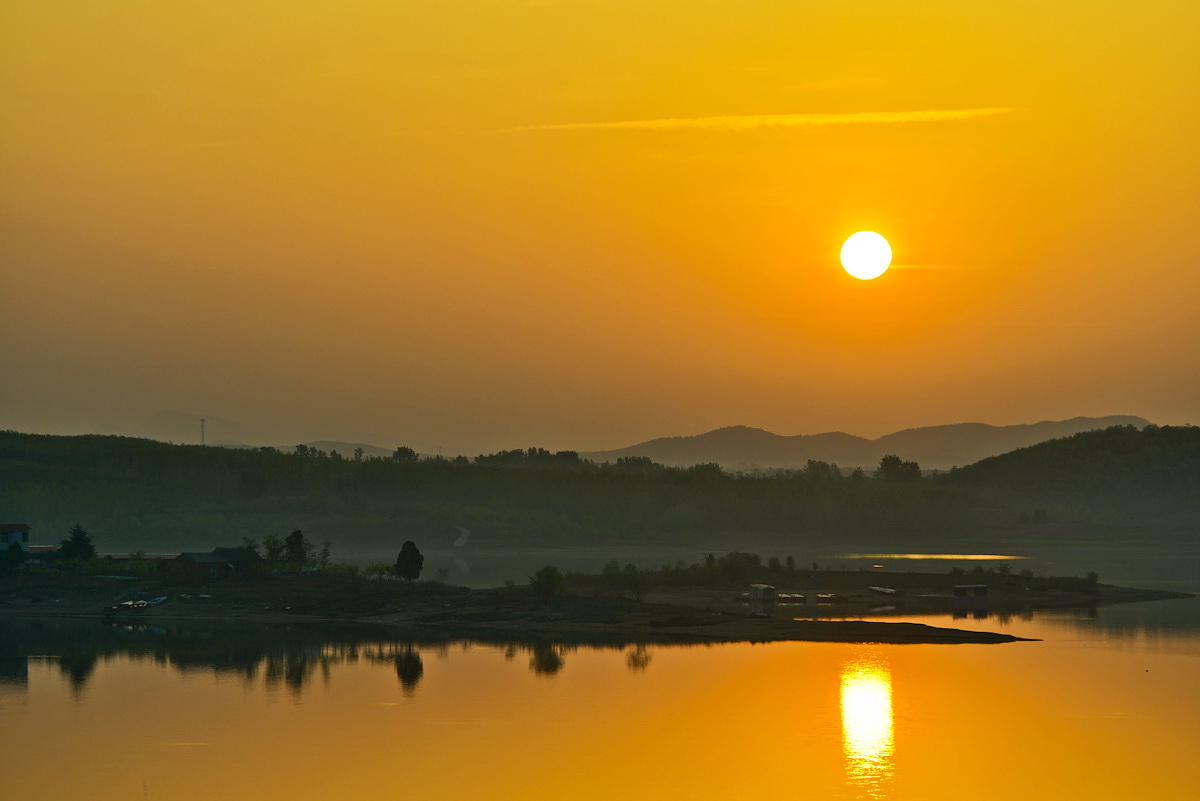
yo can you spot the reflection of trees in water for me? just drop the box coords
[529,643,565,676]
[2,621,721,696]
[0,656,30,684]
[58,653,98,693]
[395,647,424,695]
[262,647,330,694]
[0,621,425,696]
[938,602,1200,646]
[626,645,652,672]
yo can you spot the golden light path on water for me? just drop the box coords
[841,652,895,799]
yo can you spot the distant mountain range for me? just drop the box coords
[580,416,1151,471]
[94,410,1151,471]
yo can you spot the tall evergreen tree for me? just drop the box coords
[57,524,96,562]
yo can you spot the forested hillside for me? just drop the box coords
[1,425,1195,553]
[948,425,1200,497]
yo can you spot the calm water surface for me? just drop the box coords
[2,599,1197,801]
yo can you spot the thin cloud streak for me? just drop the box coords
[508,107,1017,133]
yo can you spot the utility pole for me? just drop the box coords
[200,418,206,446]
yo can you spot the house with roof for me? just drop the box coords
[170,547,263,581]
[0,524,31,553]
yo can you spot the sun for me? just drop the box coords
[840,231,892,280]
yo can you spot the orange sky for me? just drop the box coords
[2,1,1197,452]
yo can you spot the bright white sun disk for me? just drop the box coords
[841,231,892,280]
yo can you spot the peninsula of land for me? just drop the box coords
[1,571,1191,646]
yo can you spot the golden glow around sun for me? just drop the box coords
[840,231,892,280]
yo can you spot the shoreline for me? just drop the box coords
[0,605,1035,645]
[2,576,1191,647]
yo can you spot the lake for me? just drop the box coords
[2,595,1197,801]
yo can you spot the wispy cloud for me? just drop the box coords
[508,107,1016,133]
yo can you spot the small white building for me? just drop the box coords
[0,524,31,553]
[749,583,777,602]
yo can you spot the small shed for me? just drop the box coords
[953,584,989,598]
[749,583,777,602]
[0,524,31,553]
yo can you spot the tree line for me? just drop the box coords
[1,425,1196,552]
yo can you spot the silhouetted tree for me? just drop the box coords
[874,454,922,482]
[529,565,563,600]
[717,551,760,583]
[803,459,842,481]
[284,530,310,565]
[57,524,96,562]
[395,541,424,582]
[262,533,285,565]
[391,446,419,462]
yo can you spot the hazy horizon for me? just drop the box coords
[3,1,1197,455]
[0,407,1166,457]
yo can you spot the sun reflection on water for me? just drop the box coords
[840,652,895,798]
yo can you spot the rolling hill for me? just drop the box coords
[581,416,1151,471]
